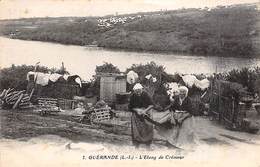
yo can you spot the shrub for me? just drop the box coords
[95,62,120,74]
[125,61,170,106]
[125,61,165,83]
[224,67,260,93]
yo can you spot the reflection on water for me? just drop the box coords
[0,37,259,81]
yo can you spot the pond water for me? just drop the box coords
[1,37,259,80]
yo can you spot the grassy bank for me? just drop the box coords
[0,3,259,57]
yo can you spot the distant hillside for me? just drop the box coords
[0,3,259,57]
[98,4,260,57]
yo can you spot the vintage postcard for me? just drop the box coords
[0,0,260,167]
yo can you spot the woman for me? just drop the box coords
[128,83,154,148]
[157,86,198,150]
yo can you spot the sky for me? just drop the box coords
[0,0,259,19]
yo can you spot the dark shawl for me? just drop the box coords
[129,91,153,113]
[170,97,193,115]
[128,91,154,144]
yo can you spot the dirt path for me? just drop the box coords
[1,109,260,147]
[0,109,132,145]
[1,109,260,167]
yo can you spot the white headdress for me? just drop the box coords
[133,83,143,90]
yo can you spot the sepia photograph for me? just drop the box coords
[0,0,260,166]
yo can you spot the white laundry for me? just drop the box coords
[126,70,138,84]
[145,74,152,80]
[194,78,210,91]
[75,77,82,87]
[63,74,70,81]
[152,77,157,83]
[49,73,62,82]
[35,72,50,86]
[165,82,179,96]
[26,71,36,81]
[182,75,197,88]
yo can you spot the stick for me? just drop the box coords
[3,88,11,99]
[5,91,20,99]
[6,91,24,103]
[6,92,20,100]
[13,94,24,109]
[0,89,6,98]
[29,88,34,101]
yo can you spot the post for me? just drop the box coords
[218,81,221,122]
[231,96,235,124]
[29,62,40,101]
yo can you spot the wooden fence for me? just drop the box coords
[209,78,244,127]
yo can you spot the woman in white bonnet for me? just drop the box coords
[157,86,198,150]
[170,86,198,150]
[128,83,154,148]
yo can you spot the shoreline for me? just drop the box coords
[1,35,259,60]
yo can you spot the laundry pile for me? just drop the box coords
[164,75,210,100]
[126,70,138,84]
[27,71,82,87]
[181,74,210,91]
[0,88,31,109]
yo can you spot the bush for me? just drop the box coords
[125,61,165,84]
[89,62,121,97]
[126,61,170,106]
[224,67,260,93]
[95,62,120,74]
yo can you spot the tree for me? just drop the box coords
[90,62,121,97]
[125,61,165,83]
[95,62,120,74]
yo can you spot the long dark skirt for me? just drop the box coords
[131,113,153,145]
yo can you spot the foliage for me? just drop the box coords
[95,62,121,74]
[224,67,260,93]
[91,62,121,98]
[125,61,165,84]
[125,61,168,102]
